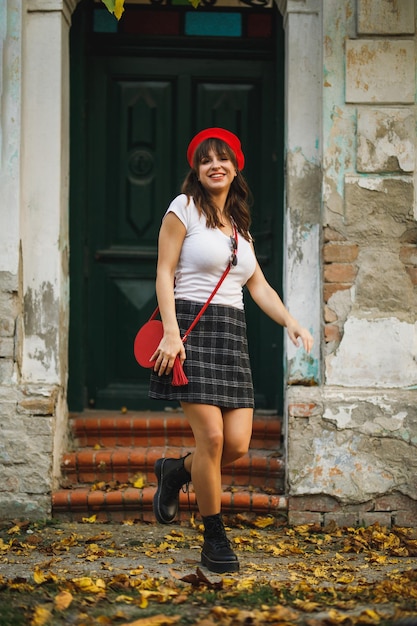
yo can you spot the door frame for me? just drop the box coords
[69,0,288,412]
[67,0,322,414]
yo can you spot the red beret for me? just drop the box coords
[187,127,245,170]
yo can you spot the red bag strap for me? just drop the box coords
[149,224,238,343]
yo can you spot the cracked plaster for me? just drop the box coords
[326,317,417,388]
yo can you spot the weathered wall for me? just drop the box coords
[286,0,417,525]
[0,0,73,520]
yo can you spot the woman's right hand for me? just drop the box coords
[152,212,187,376]
[151,333,186,376]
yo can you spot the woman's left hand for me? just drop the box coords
[286,321,314,354]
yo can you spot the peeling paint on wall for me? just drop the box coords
[357,108,415,173]
[23,282,59,380]
[346,40,415,104]
[285,214,321,384]
[326,317,417,388]
[288,388,417,504]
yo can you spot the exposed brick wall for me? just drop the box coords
[288,493,417,528]
[322,228,359,346]
[399,228,417,288]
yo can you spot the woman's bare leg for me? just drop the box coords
[181,403,253,573]
[181,404,254,515]
[181,402,224,516]
[221,407,254,466]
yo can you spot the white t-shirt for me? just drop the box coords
[166,194,257,310]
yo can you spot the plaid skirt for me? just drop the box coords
[149,299,254,408]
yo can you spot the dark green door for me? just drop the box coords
[69,6,284,412]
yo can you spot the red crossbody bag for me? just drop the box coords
[133,224,238,386]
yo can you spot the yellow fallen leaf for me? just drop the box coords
[313,566,329,578]
[368,552,387,564]
[326,608,353,623]
[72,576,106,593]
[82,514,97,523]
[31,605,52,626]
[233,576,256,591]
[138,594,148,609]
[91,482,107,491]
[293,598,321,612]
[120,614,181,625]
[245,562,271,572]
[33,568,48,584]
[356,609,381,623]
[129,567,145,575]
[132,474,145,489]
[54,590,73,611]
[336,574,355,584]
[294,524,314,534]
[33,568,58,585]
[115,595,136,604]
[265,605,300,621]
[254,515,275,528]
[165,530,185,542]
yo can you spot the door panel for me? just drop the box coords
[85,54,282,411]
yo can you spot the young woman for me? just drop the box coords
[149,128,313,574]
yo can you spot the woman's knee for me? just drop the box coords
[197,429,224,458]
[222,439,249,464]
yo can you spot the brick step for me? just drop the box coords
[52,485,288,523]
[70,411,282,450]
[61,446,285,491]
[53,410,286,522]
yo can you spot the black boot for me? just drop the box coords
[153,455,191,524]
[201,513,239,574]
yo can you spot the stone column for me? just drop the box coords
[276,0,322,501]
[4,0,79,517]
[277,0,322,386]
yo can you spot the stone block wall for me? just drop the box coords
[287,388,417,526]
[286,0,417,526]
[0,0,71,521]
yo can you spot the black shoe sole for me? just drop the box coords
[201,550,240,574]
[153,458,177,524]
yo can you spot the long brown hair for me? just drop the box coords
[181,138,252,241]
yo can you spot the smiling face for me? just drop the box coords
[194,139,238,198]
[197,149,236,196]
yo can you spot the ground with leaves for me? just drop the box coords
[1,516,417,626]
